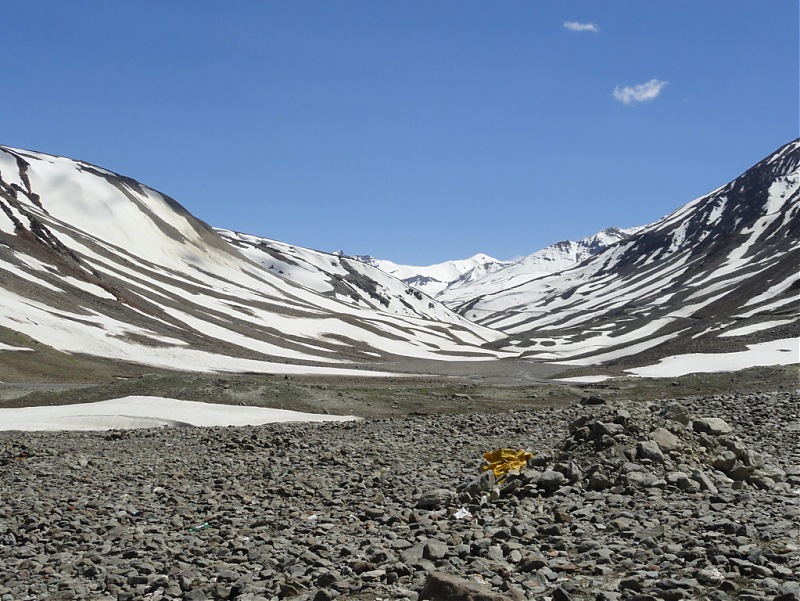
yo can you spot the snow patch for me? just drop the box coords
[626,338,800,377]
[0,396,360,431]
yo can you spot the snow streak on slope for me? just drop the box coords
[215,230,497,331]
[453,140,800,365]
[0,146,506,375]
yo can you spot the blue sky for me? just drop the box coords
[3,1,797,264]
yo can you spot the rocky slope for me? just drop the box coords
[1,392,798,600]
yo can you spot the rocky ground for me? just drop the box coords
[1,389,799,601]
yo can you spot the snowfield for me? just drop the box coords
[626,338,800,378]
[0,397,359,431]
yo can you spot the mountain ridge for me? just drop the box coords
[0,145,506,379]
[347,226,642,301]
[0,139,797,380]
[459,138,799,367]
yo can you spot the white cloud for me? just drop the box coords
[563,21,599,33]
[613,79,669,105]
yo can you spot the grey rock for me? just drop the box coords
[713,451,737,472]
[422,540,448,561]
[592,421,626,438]
[552,586,573,601]
[638,440,665,463]
[463,470,495,497]
[418,571,520,601]
[416,489,455,509]
[693,417,733,436]
[650,427,683,452]
[728,461,754,481]
[666,471,697,491]
[539,470,567,493]
[748,473,776,490]
[659,402,691,425]
[690,469,718,494]
[1,391,797,601]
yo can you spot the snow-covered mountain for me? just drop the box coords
[0,146,506,377]
[456,139,800,365]
[350,253,511,297]
[216,229,475,325]
[1,140,796,379]
[349,227,639,300]
[438,227,641,306]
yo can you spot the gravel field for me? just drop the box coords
[1,389,799,600]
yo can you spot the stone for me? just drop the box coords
[423,540,449,561]
[650,427,683,452]
[713,451,737,472]
[693,418,733,436]
[659,402,691,425]
[592,422,626,438]
[742,449,765,468]
[637,440,665,463]
[552,586,573,601]
[728,462,753,482]
[748,473,776,490]
[464,470,495,497]
[312,589,336,601]
[666,472,698,492]
[0,390,796,601]
[401,544,425,565]
[418,571,521,601]
[588,472,613,491]
[539,470,567,493]
[690,470,718,494]
[417,489,455,509]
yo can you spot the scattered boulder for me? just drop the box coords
[659,401,692,425]
[417,488,455,509]
[649,427,683,452]
[637,440,665,463]
[419,572,524,601]
[693,417,733,436]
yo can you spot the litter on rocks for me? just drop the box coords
[453,507,472,520]
[482,448,535,482]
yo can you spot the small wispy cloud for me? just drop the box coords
[613,79,668,105]
[563,21,599,33]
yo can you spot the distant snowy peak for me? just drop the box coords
[349,227,640,301]
[519,226,643,268]
[437,226,642,305]
[350,253,511,297]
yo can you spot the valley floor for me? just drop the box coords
[0,389,798,601]
[0,360,797,419]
